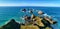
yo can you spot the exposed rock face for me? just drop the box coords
[0,19,57,29]
[1,19,20,29]
[21,25,39,29]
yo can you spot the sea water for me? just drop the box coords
[0,6,60,29]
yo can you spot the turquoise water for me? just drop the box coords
[0,6,60,29]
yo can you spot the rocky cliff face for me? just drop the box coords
[0,19,20,29]
[0,19,57,29]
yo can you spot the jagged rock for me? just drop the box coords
[1,19,20,29]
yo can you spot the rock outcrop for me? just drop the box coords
[0,19,20,29]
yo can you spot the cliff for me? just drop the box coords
[0,19,20,29]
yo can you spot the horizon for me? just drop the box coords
[0,5,60,7]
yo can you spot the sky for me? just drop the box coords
[0,0,60,7]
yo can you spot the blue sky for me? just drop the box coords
[0,0,60,7]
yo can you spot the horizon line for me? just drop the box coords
[0,6,60,7]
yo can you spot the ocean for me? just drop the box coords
[0,6,60,29]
